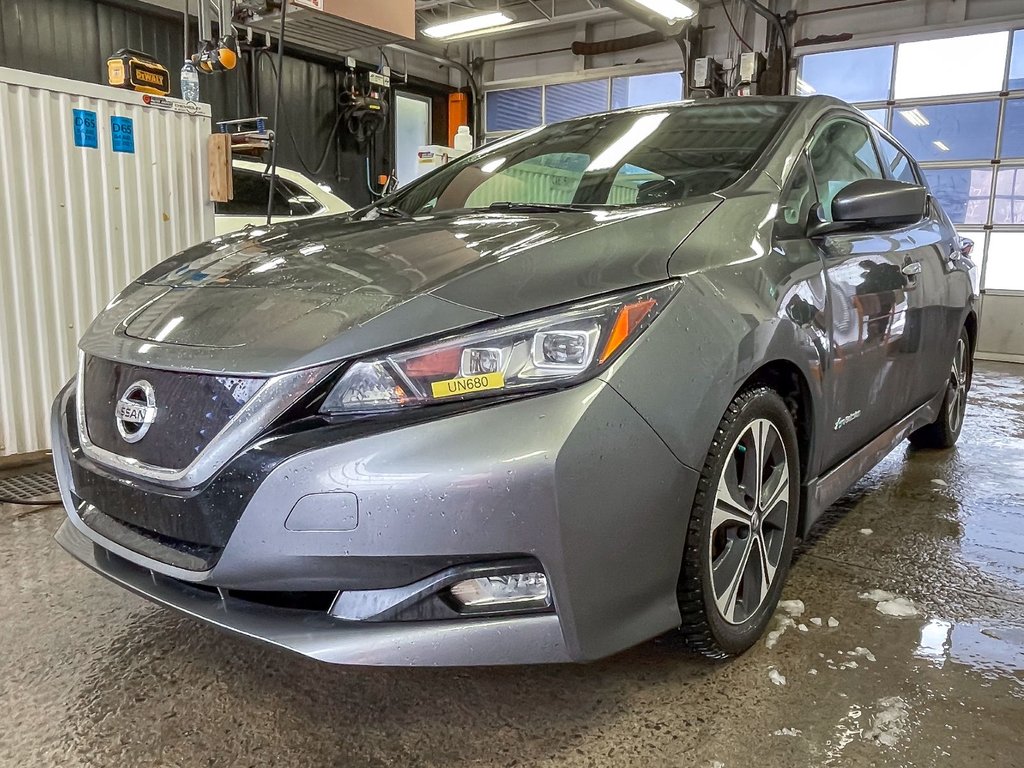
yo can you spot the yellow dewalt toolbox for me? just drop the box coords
[106,49,170,96]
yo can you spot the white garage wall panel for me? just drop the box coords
[0,68,213,457]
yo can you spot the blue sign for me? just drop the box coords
[110,116,135,154]
[72,109,98,149]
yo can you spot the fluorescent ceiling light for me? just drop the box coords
[629,0,696,22]
[587,112,670,172]
[898,108,930,127]
[422,12,514,39]
[932,140,950,152]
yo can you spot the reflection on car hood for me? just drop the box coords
[80,202,719,375]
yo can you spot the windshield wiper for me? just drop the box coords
[365,205,412,220]
[486,202,606,213]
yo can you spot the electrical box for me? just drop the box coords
[692,57,723,96]
[692,57,716,89]
[740,52,766,84]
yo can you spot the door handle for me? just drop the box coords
[902,261,923,276]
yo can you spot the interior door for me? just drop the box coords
[396,92,432,188]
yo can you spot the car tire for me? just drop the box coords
[676,386,800,659]
[908,328,971,450]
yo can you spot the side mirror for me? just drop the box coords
[808,178,927,238]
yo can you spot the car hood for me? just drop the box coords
[80,202,719,375]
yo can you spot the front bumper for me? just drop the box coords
[53,377,699,664]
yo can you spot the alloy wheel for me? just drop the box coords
[709,418,790,625]
[947,337,968,434]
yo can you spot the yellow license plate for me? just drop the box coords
[431,372,505,399]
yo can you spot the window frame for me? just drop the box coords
[805,113,887,224]
[774,152,820,241]
[871,127,923,185]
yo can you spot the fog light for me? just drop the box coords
[449,572,549,610]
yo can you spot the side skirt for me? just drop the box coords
[799,389,945,537]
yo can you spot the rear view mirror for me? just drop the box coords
[809,178,927,237]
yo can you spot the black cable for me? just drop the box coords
[265,0,288,225]
[721,0,753,52]
[0,495,59,506]
[182,0,190,63]
[257,49,343,177]
[739,0,789,93]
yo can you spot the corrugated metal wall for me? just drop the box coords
[0,68,213,455]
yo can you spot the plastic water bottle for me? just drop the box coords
[180,60,200,103]
[454,125,473,151]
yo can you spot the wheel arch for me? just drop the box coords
[964,309,978,356]
[737,359,815,487]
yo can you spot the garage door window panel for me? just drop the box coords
[894,32,1009,99]
[993,168,1024,224]
[1000,99,1024,158]
[798,46,894,103]
[892,101,1000,162]
[544,80,609,123]
[486,88,543,133]
[923,168,992,225]
[808,119,883,222]
[611,73,683,109]
[1012,30,1024,91]
[984,232,1024,291]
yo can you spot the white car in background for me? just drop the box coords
[215,159,353,235]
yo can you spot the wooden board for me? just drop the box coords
[207,133,233,203]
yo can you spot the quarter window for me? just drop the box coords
[775,156,817,240]
[876,135,918,184]
[808,119,883,222]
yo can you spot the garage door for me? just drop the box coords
[798,28,1024,362]
[484,71,683,139]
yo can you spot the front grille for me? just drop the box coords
[81,356,265,470]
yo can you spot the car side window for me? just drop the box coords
[215,170,309,216]
[215,169,271,216]
[808,118,883,222]
[277,178,322,216]
[876,134,919,185]
[775,155,817,240]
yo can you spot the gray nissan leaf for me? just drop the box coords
[52,95,977,664]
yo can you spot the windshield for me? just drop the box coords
[383,101,794,216]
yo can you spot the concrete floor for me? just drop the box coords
[1,363,1022,768]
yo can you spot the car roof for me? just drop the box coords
[593,94,850,120]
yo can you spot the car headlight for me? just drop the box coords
[320,282,679,415]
